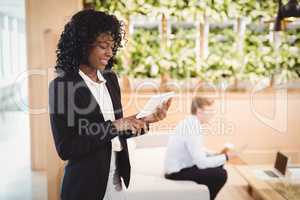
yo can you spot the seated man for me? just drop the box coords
[164,97,236,200]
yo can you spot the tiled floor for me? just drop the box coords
[0,111,46,200]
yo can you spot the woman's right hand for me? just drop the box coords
[112,116,147,136]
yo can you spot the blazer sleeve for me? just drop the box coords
[108,71,149,140]
[49,79,119,161]
[120,123,150,139]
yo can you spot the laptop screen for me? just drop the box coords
[274,152,288,175]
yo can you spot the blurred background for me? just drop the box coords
[0,0,300,199]
[0,0,35,199]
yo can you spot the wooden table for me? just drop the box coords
[228,156,248,165]
[235,165,287,200]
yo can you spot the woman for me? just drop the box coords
[49,9,171,200]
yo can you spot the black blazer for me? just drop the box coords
[49,70,142,200]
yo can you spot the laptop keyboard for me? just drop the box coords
[264,170,279,178]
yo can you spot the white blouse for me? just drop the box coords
[78,69,126,200]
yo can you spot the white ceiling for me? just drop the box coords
[0,0,25,19]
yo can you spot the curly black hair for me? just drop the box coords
[55,9,125,75]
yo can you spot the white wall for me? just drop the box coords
[0,0,25,19]
[0,0,27,111]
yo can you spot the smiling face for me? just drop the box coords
[87,33,114,71]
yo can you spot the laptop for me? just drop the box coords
[263,152,288,178]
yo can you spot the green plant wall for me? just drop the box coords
[92,0,300,82]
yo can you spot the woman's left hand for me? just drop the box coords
[141,98,172,124]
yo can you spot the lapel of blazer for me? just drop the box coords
[102,72,128,149]
[70,71,127,149]
[103,72,123,120]
[71,71,122,121]
[71,72,103,120]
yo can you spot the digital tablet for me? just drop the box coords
[136,92,175,119]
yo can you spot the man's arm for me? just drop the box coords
[181,117,226,169]
[185,136,227,169]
